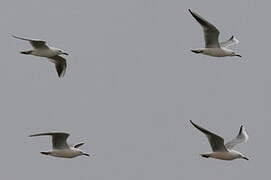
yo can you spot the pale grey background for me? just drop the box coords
[0,0,269,179]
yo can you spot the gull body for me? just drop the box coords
[188,9,241,58]
[190,120,249,161]
[192,48,237,57]
[202,149,244,161]
[48,147,85,158]
[30,47,60,57]
[12,35,68,78]
[29,132,90,158]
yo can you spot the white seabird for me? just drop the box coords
[29,132,90,158]
[12,35,68,78]
[188,9,241,58]
[189,120,249,161]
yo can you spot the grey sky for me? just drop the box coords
[0,0,269,179]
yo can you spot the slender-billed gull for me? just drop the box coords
[12,35,68,78]
[188,9,241,58]
[189,120,249,161]
[29,132,90,158]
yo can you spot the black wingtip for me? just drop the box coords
[74,142,85,148]
[238,125,243,135]
[57,70,64,78]
[29,134,39,137]
[11,34,22,40]
[189,120,196,127]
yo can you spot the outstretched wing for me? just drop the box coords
[188,9,220,48]
[220,36,239,47]
[12,35,49,49]
[225,125,248,149]
[190,120,227,152]
[29,132,70,149]
[49,55,67,78]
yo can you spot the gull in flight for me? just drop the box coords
[188,9,241,58]
[12,35,68,78]
[189,120,249,161]
[29,132,90,158]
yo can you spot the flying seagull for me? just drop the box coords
[188,9,241,58]
[189,120,249,161]
[29,132,90,158]
[12,35,68,78]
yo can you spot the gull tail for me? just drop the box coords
[20,50,32,55]
[201,154,210,158]
[40,152,51,155]
[191,49,203,54]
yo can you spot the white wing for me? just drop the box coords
[48,55,67,78]
[190,120,227,152]
[189,9,220,48]
[220,36,239,47]
[30,132,70,149]
[225,125,248,149]
[12,35,49,49]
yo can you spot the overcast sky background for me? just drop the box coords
[0,0,270,179]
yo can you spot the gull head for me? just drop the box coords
[225,49,241,57]
[242,156,249,160]
[73,143,89,157]
[231,51,242,57]
[79,150,90,157]
[238,153,249,160]
[222,48,241,57]
[55,49,69,56]
[230,150,249,160]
